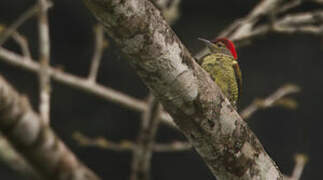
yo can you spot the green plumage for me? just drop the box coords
[200,54,240,108]
[198,39,242,109]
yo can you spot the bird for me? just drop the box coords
[197,38,242,109]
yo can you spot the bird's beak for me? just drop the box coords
[198,38,214,49]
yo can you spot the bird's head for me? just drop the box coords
[198,37,237,60]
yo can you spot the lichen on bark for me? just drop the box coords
[83,0,283,179]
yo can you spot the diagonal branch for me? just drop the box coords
[83,0,283,179]
[195,0,284,58]
[0,47,176,126]
[0,3,52,46]
[0,48,144,114]
[225,0,323,43]
[195,0,323,58]
[0,0,319,132]
[11,31,32,59]
[241,84,301,120]
[0,75,100,180]
[0,133,42,180]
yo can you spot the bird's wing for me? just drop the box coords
[233,61,242,103]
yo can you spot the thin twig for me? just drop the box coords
[195,0,323,58]
[240,84,301,120]
[290,154,308,180]
[285,154,308,180]
[88,24,105,82]
[72,131,191,152]
[0,47,176,127]
[0,47,145,110]
[195,0,283,58]
[130,95,162,180]
[273,11,323,34]
[12,31,32,59]
[311,0,323,4]
[153,141,191,152]
[0,2,52,46]
[38,0,51,124]
[278,0,302,13]
[73,132,136,151]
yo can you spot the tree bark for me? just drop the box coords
[0,76,100,180]
[83,0,283,179]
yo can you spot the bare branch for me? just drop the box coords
[88,24,105,82]
[195,0,323,59]
[0,47,177,127]
[0,0,310,179]
[130,95,162,180]
[194,0,283,58]
[0,47,144,110]
[227,1,323,43]
[311,0,323,4]
[278,0,301,14]
[290,154,308,180]
[272,11,323,34]
[73,131,191,152]
[2,1,312,131]
[240,84,300,120]
[0,3,52,46]
[0,75,100,180]
[285,154,308,180]
[84,0,283,179]
[0,133,42,180]
[38,0,51,124]
[219,0,282,41]
[12,32,32,59]
[73,132,136,151]
[153,141,191,152]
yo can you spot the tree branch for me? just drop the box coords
[0,133,42,180]
[0,0,318,130]
[73,131,191,152]
[241,84,300,120]
[0,48,144,113]
[0,3,52,46]
[38,0,51,124]
[130,95,162,180]
[195,0,284,58]
[195,0,323,58]
[11,31,32,59]
[88,24,105,82]
[0,47,176,127]
[0,75,100,180]
[285,154,308,180]
[83,0,283,179]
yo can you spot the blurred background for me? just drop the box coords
[0,0,322,179]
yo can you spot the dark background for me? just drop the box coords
[0,0,322,179]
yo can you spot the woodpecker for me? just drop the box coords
[198,38,242,109]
